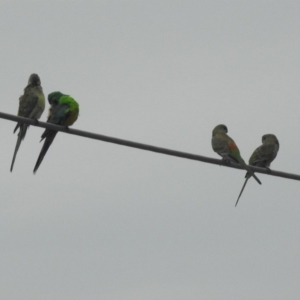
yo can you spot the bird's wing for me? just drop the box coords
[18,87,39,117]
[41,104,71,141]
[250,143,278,166]
[212,135,231,155]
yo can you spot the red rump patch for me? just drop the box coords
[228,142,238,150]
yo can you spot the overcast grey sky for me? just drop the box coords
[0,1,300,299]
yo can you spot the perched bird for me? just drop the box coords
[235,134,279,206]
[11,73,45,172]
[211,124,262,186]
[33,91,79,173]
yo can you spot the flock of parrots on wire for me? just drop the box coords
[11,74,279,206]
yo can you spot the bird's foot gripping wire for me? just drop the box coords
[221,158,232,166]
[265,167,272,174]
[64,125,70,132]
[33,118,39,126]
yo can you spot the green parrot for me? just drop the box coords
[211,124,262,186]
[33,91,79,173]
[11,73,45,172]
[235,134,279,206]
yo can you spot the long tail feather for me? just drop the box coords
[10,124,28,172]
[235,173,250,207]
[238,158,261,185]
[33,131,57,173]
[245,166,261,185]
[13,123,20,134]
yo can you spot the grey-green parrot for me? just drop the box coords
[235,134,279,206]
[211,124,262,185]
[10,74,45,171]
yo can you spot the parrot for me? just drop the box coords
[235,134,279,206]
[11,73,45,172]
[211,124,262,186]
[33,91,79,173]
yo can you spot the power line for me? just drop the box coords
[1,111,299,181]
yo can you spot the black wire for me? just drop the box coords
[2,111,299,181]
